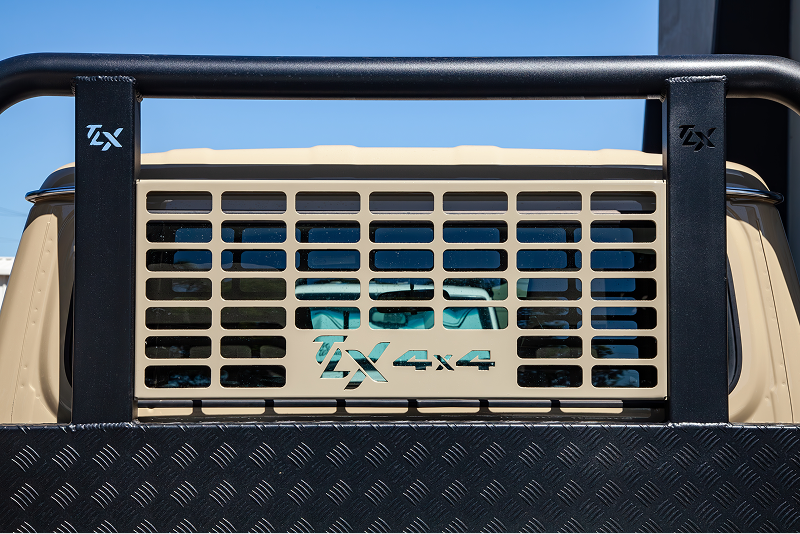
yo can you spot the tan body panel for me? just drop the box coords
[4,147,799,423]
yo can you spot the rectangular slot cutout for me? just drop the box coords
[222,192,286,214]
[591,192,656,214]
[591,250,656,271]
[297,250,360,271]
[296,221,359,243]
[444,250,507,271]
[296,192,360,213]
[145,336,211,359]
[370,222,433,243]
[145,307,212,330]
[370,278,433,300]
[222,222,286,243]
[369,307,434,329]
[591,307,657,330]
[147,222,211,243]
[443,278,507,301]
[518,336,582,358]
[591,337,656,359]
[443,307,508,329]
[591,278,656,300]
[444,192,507,213]
[517,278,581,300]
[146,278,212,301]
[517,192,581,213]
[443,222,507,243]
[296,279,360,300]
[222,250,287,271]
[147,192,211,214]
[221,307,286,329]
[221,336,286,358]
[370,192,434,213]
[517,221,581,243]
[518,250,581,271]
[296,307,361,329]
[591,221,656,243]
[221,278,286,300]
[144,366,211,388]
[518,366,582,387]
[370,250,433,271]
[146,250,212,272]
[592,366,657,388]
[518,307,582,329]
[220,365,286,388]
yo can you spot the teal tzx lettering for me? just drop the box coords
[313,336,495,390]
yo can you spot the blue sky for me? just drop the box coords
[0,0,657,257]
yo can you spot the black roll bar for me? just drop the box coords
[0,52,794,423]
[2,53,800,113]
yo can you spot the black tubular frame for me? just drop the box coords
[1,52,796,423]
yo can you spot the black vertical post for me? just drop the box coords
[73,76,139,423]
[664,76,728,422]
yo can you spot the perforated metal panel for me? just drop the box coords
[136,178,667,402]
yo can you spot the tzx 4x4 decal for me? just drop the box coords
[313,336,495,390]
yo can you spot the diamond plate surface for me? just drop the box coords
[1,423,800,531]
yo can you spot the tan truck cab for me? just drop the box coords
[0,146,797,424]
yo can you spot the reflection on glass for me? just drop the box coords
[517,278,581,300]
[147,250,212,271]
[145,366,211,388]
[517,192,581,213]
[590,221,655,243]
[591,192,656,214]
[517,336,582,358]
[220,365,286,387]
[221,336,286,358]
[591,336,656,359]
[369,307,433,329]
[221,278,286,300]
[296,307,361,329]
[370,222,434,243]
[443,222,507,243]
[146,278,212,301]
[591,250,656,271]
[591,307,657,329]
[145,307,212,329]
[443,278,507,301]
[147,192,211,213]
[295,221,359,243]
[444,192,507,213]
[296,279,360,300]
[370,250,433,271]
[443,250,507,271]
[517,250,581,271]
[147,222,212,243]
[517,222,580,243]
[443,307,507,329]
[297,250,360,271]
[222,222,286,243]
[296,192,359,213]
[220,307,286,329]
[222,250,286,271]
[518,366,582,387]
[369,278,433,300]
[145,336,211,359]
[591,278,656,300]
[370,192,434,213]
[592,366,657,387]
[518,307,582,329]
[222,192,286,214]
